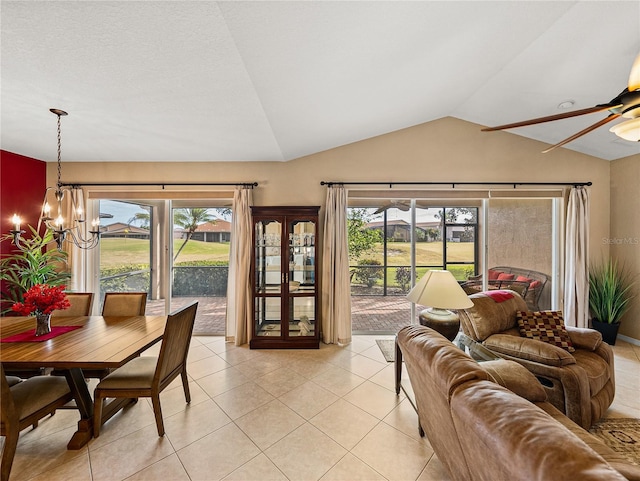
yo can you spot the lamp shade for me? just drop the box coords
[407,270,473,310]
[610,118,640,142]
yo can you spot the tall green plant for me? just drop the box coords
[0,226,71,314]
[588,260,635,324]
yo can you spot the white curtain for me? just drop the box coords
[67,187,89,292]
[321,185,352,345]
[226,187,253,345]
[564,186,590,328]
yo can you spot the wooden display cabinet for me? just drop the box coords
[250,206,320,349]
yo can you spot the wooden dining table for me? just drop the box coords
[0,314,167,449]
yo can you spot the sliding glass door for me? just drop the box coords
[348,203,478,334]
[170,206,232,335]
[98,200,153,313]
[95,198,233,335]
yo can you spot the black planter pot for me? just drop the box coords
[591,319,620,345]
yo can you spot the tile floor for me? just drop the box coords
[5,336,640,481]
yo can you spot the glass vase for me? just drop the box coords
[35,312,52,336]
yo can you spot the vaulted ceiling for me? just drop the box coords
[2,1,639,163]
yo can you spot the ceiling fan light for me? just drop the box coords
[610,118,640,142]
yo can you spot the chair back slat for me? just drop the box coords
[102,292,147,316]
[53,292,94,317]
[154,302,198,385]
[0,365,18,425]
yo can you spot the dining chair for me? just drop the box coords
[101,292,147,316]
[52,292,94,317]
[93,301,198,437]
[1,365,74,481]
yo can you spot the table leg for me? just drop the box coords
[63,368,94,450]
[395,336,403,395]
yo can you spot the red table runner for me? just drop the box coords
[1,325,82,343]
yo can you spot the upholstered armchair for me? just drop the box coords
[458,290,615,429]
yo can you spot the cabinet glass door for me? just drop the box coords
[255,219,282,295]
[255,218,282,337]
[288,219,316,337]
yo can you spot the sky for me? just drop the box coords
[99,200,230,227]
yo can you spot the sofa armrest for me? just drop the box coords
[481,359,547,402]
[566,326,602,351]
[483,334,576,367]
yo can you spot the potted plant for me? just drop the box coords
[588,259,636,345]
[0,226,71,315]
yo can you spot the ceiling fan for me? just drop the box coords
[482,53,640,153]
[374,200,411,214]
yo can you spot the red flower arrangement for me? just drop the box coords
[12,284,71,316]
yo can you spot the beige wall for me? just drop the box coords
[52,117,628,335]
[610,155,640,340]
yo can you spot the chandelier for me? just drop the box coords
[10,109,101,251]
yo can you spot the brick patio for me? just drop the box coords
[146,295,415,336]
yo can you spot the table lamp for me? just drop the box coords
[407,270,474,341]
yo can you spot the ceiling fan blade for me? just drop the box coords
[482,104,621,132]
[541,113,621,154]
[374,201,411,214]
[628,52,640,92]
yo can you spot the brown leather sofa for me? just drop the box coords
[397,325,640,481]
[458,290,614,429]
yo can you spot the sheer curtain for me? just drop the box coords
[59,187,89,293]
[321,185,352,345]
[564,186,590,328]
[226,187,253,345]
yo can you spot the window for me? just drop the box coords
[348,205,478,296]
[98,200,152,312]
[93,197,233,335]
[347,203,478,334]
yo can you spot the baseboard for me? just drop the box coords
[617,333,640,346]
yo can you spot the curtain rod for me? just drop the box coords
[60,182,258,189]
[320,181,591,188]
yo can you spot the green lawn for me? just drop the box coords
[100,238,475,282]
[100,238,230,268]
[359,241,475,265]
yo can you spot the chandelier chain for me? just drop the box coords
[56,113,62,188]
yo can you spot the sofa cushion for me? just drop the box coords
[529,280,542,289]
[497,272,515,281]
[459,290,528,341]
[488,268,502,280]
[517,310,575,353]
[481,359,547,402]
[484,332,576,366]
[516,275,533,284]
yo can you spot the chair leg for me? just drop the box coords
[1,421,19,481]
[150,394,165,437]
[93,392,104,438]
[181,370,191,404]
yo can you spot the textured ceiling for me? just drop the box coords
[2,1,639,162]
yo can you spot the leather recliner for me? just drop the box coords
[458,290,615,429]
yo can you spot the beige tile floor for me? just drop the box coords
[5,336,640,481]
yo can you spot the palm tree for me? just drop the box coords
[173,208,214,262]
[127,209,151,229]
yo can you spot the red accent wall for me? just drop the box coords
[0,150,47,257]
